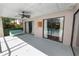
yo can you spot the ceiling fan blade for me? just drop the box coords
[25,15,30,18]
[22,11,31,14]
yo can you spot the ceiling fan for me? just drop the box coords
[16,10,31,18]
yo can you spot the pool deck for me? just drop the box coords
[0,34,73,56]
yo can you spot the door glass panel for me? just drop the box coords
[44,17,64,42]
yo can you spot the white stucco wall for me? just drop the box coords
[33,20,43,38]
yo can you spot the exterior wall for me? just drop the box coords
[0,17,4,37]
[72,4,79,47]
[33,10,73,46]
[24,9,74,46]
[33,19,43,38]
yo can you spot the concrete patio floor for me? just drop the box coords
[0,34,73,56]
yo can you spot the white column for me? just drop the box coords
[0,17,3,53]
[26,22,29,33]
[0,17,4,37]
[44,20,48,38]
[23,21,25,33]
[59,17,64,41]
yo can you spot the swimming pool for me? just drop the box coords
[9,30,24,36]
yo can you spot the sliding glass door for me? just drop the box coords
[43,17,64,42]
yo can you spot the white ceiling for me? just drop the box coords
[0,3,77,18]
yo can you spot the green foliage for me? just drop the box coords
[2,17,23,36]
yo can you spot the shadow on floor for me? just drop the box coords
[2,43,27,56]
[16,34,73,56]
